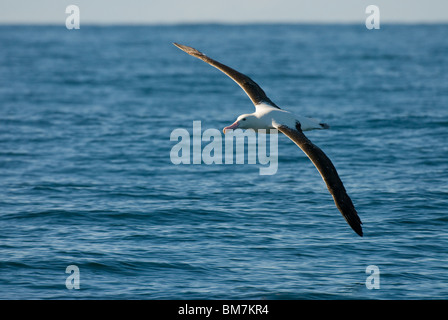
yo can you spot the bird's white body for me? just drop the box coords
[226,102,326,133]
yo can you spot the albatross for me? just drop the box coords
[173,43,363,237]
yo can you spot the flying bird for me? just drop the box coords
[173,43,363,237]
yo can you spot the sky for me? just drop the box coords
[0,0,447,24]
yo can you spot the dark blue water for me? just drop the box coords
[0,24,447,299]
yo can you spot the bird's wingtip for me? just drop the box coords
[173,42,185,50]
[353,223,363,237]
[173,43,206,58]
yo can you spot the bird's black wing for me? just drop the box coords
[277,124,363,237]
[173,43,280,109]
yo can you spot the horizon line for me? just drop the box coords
[1,20,448,26]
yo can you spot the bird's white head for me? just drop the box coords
[223,114,259,133]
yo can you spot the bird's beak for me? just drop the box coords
[223,121,239,134]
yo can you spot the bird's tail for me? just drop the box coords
[319,123,330,129]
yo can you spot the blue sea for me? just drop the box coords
[0,24,447,300]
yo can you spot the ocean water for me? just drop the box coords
[0,24,447,300]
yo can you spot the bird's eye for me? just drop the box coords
[242,118,246,121]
